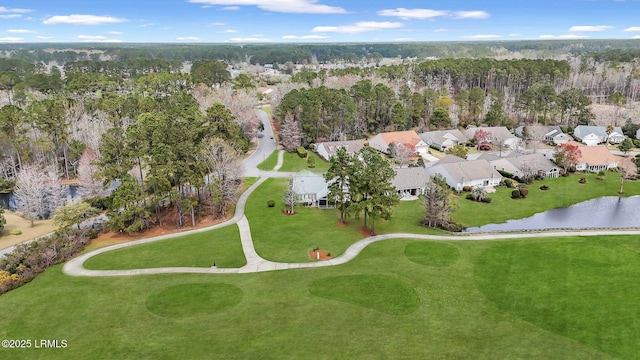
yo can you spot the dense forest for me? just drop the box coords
[1,41,640,236]
[3,39,640,65]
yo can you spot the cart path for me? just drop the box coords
[63,146,640,277]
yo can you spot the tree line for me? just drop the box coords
[0,57,256,235]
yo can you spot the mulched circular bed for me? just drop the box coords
[281,209,297,216]
[336,221,348,228]
[359,227,376,237]
[309,248,334,261]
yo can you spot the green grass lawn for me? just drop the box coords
[246,178,443,263]
[256,150,279,170]
[453,172,640,227]
[278,151,330,172]
[257,151,330,172]
[84,225,246,269]
[4,236,640,359]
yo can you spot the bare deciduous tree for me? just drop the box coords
[393,142,415,168]
[279,114,301,152]
[77,147,104,198]
[202,138,241,218]
[14,164,67,226]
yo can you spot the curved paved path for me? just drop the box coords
[63,134,640,277]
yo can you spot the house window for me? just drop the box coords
[483,180,489,186]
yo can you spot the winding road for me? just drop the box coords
[62,110,640,277]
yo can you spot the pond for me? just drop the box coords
[0,185,80,212]
[464,196,640,233]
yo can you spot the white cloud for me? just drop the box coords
[0,37,24,43]
[77,35,122,42]
[377,8,447,20]
[539,34,589,39]
[282,34,328,39]
[224,37,272,42]
[222,6,240,10]
[7,29,35,33]
[187,0,347,14]
[462,34,502,39]
[454,11,490,19]
[0,14,21,19]
[108,31,123,35]
[569,25,613,32]
[209,22,226,26]
[0,7,32,13]
[434,28,448,33]
[632,35,640,39]
[623,26,640,32]
[138,22,155,28]
[44,15,127,25]
[176,36,201,41]
[312,21,403,34]
[220,29,238,33]
[508,33,522,37]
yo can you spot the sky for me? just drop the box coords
[1,0,640,43]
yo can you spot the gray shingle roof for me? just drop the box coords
[391,167,430,191]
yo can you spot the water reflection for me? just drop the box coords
[465,196,640,233]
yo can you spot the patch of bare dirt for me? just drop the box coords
[308,248,334,261]
[0,212,57,250]
[88,211,230,250]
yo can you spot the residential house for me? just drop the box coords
[491,153,560,179]
[573,125,625,146]
[419,129,467,151]
[432,154,467,165]
[516,125,570,145]
[292,170,334,208]
[426,159,502,192]
[392,167,430,199]
[369,130,429,155]
[464,126,521,150]
[316,140,366,161]
[571,143,619,172]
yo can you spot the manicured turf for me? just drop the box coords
[474,236,640,358]
[256,151,330,172]
[146,283,243,318]
[256,151,279,170]
[245,177,363,262]
[309,274,420,315]
[2,236,637,359]
[277,152,330,172]
[453,173,640,227]
[404,241,459,266]
[246,178,443,263]
[83,225,246,269]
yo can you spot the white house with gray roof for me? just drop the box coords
[491,153,560,179]
[574,125,624,146]
[392,167,430,199]
[419,129,467,151]
[515,125,570,145]
[464,126,521,150]
[426,159,502,192]
[292,170,334,208]
[316,140,366,161]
